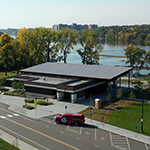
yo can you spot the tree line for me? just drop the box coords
[95,24,150,45]
[0,27,103,75]
[124,44,150,74]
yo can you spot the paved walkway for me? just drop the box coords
[0,86,150,149]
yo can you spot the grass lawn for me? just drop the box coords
[0,72,17,79]
[80,100,150,136]
[0,138,20,150]
[109,102,150,136]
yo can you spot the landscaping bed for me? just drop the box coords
[79,100,150,136]
[23,98,53,109]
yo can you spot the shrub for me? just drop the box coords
[3,92,14,96]
[37,100,48,105]
[23,104,35,110]
[24,98,34,103]
[20,94,25,97]
[38,100,53,105]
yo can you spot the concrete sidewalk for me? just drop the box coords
[0,92,150,149]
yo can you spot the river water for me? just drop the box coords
[67,43,150,75]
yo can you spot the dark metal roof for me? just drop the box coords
[20,62,133,80]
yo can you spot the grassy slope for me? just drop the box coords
[0,138,20,150]
[0,72,17,79]
[109,102,150,136]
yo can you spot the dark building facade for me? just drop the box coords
[14,63,132,103]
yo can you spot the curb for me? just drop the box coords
[85,119,150,145]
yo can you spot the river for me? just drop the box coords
[67,43,150,75]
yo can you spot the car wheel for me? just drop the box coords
[56,120,60,124]
[74,121,79,126]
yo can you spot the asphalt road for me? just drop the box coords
[0,103,149,150]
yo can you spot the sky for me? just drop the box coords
[0,0,150,29]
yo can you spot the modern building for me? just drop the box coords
[14,63,132,103]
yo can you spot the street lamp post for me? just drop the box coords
[141,90,144,133]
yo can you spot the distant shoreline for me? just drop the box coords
[100,54,126,58]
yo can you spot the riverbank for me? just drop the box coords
[100,54,126,58]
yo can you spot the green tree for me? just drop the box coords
[11,81,24,94]
[145,50,150,68]
[116,88,123,100]
[77,29,103,65]
[106,93,111,105]
[145,33,150,46]
[0,33,13,76]
[0,79,5,90]
[42,28,62,62]
[124,44,147,74]
[128,90,136,100]
[11,39,29,74]
[16,28,31,67]
[57,27,77,63]
[146,76,150,100]
[29,27,46,65]
[90,94,94,107]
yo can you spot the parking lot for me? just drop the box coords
[42,117,150,150]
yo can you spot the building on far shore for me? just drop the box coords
[14,63,132,103]
[53,23,98,31]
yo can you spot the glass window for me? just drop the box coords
[62,115,66,118]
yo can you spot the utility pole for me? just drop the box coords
[141,90,144,133]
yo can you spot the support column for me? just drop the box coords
[128,72,130,88]
[57,92,64,101]
[113,80,118,88]
[71,93,77,103]
[107,82,111,94]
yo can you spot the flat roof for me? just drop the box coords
[21,62,132,80]
[32,78,89,86]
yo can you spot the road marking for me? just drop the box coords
[145,143,149,150]
[95,128,97,140]
[60,131,64,134]
[7,115,13,118]
[46,125,49,128]
[100,137,105,140]
[0,116,6,119]
[126,137,131,150]
[110,133,130,150]
[1,108,35,123]
[5,118,80,150]
[13,113,20,116]
[80,126,82,135]
[109,132,113,147]
[76,137,80,140]
[95,144,99,148]
[85,132,90,135]
[67,126,81,135]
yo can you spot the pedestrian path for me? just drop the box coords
[0,113,20,119]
